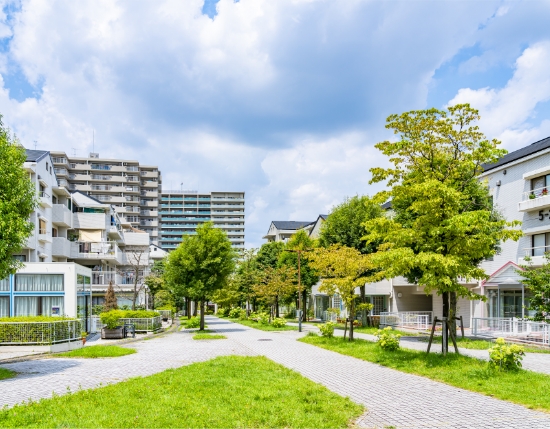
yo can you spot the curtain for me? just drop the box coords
[15,274,64,291]
[0,297,9,317]
[42,296,64,316]
[15,297,39,316]
[0,277,9,292]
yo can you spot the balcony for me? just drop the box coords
[38,191,52,208]
[54,168,68,176]
[52,157,67,164]
[52,204,72,227]
[52,237,71,258]
[38,229,52,243]
[70,241,123,264]
[518,187,550,212]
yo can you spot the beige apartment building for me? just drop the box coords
[50,152,161,245]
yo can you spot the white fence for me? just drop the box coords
[0,320,82,345]
[472,318,550,347]
[380,311,433,330]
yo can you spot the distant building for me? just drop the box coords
[159,191,245,251]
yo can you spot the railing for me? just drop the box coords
[0,319,82,345]
[91,164,112,170]
[126,196,140,202]
[92,185,112,191]
[39,191,50,199]
[380,311,433,330]
[523,186,550,201]
[126,186,139,192]
[92,316,162,333]
[54,168,68,175]
[472,317,550,347]
[92,272,119,285]
[522,246,550,258]
[95,195,112,201]
[158,310,172,320]
[126,166,139,172]
[127,176,140,182]
[91,174,112,180]
[52,157,67,164]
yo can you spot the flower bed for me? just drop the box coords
[0,317,82,345]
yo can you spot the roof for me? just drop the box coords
[25,149,50,163]
[71,191,109,208]
[483,136,550,172]
[271,221,314,230]
[319,214,328,220]
[381,201,392,210]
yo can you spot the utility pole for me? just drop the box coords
[284,248,311,332]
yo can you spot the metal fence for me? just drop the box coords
[0,320,82,345]
[91,315,162,333]
[157,310,172,320]
[472,317,550,347]
[380,311,433,330]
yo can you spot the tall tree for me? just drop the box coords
[279,230,318,321]
[254,265,297,318]
[365,104,522,351]
[256,241,285,270]
[144,259,166,310]
[306,245,373,341]
[235,248,259,316]
[519,256,550,322]
[0,119,36,279]
[319,195,383,325]
[166,222,236,330]
[104,281,118,311]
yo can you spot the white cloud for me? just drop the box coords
[449,41,550,151]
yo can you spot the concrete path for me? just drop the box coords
[212,317,550,429]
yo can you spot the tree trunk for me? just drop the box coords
[349,303,354,341]
[302,290,307,322]
[360,285,367,327]
[186,298,191,319]
[275,295,280,318]
[450,291,457,338]
[193,301,198,316]
[200,300,205,331]
[442,291,449,354]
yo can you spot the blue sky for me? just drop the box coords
[1,0,550,247]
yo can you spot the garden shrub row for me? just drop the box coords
[0,317,81,345]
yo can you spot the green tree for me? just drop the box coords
[0,121,36,279]
[279,230,319,321]
[365,104,522,350]
[256,241,285,270]
[211,273,243,309]
[166,222,236,330]
[519,255,550,322]
[319,195,383,325]
[254,265,297,318]
[144,259,166,310]
[104,281,118,312]
[234,248,259,316]
[306,245,373,341]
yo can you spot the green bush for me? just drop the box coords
[120,310,159,319]
[217,307,229,317]
[251,312,269,325]
[100,310,125,329]
[488,337,525,371]
[271,318,287,328]
[319,321,337,338]
[375,326,401,351]
[228,308,242,318]
[0,318,81,345]
[185,317,201,329]
[238,309,248,320]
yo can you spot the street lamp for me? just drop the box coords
[283,248,311,332]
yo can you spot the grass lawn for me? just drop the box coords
[300,335,550,412]
[0,356,363,428]
[0,368,15,380]
[303,322,420,336]
[56,345,136,358]
[227,318,298,331]
[419,336,550,354]
[193,333,227,340]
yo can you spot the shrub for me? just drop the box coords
[228,308,242,318]
[257,312,270,325]
[283,312,296,319]
[488,337,525,371]
[122,310,159,319]
[100,310,125,329]
[238,309,248,320]
[0,317,81,345]
[185,317,201,329]
[217,307,229,317]
[375,326,401,351]
[319,321,337,338]
[271,318,287,328]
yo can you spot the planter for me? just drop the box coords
[101,326,124,339]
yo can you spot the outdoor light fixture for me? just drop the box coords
[496,180,501,186]
[397,292,403,298]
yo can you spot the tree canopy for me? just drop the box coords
[166,222,236,329]
[519,256,550,322]
[0,119,36,279]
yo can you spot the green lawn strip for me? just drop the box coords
[0,368,16,380]
[419,336,550,353]
[303,322,421,336]
[0,355,363,428]
[56,345,136,358]
[228,318,298,331]
[193,333,227,340]
[300,335,550,412]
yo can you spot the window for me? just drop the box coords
[0,277,9,291]
[531,174,550,197]
[372,296,386,315]
[15,274,64,291]
[13,255,26,262]
[0,297,8,317]
[39,218,47,235]
[532,233,550,256]
[14,296,64,317]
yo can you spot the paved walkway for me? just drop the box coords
[1,317,550,428]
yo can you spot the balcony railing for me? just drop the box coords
[523,186,550,200]
[52,157,67,164]
[39,191,50,199]
[523,246,550,258]
[92,185,112,191]
[91,174,112,180]
[91,164,112,170]
[472,317,549,347]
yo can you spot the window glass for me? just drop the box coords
[0,277,9,291]
[0,296,9,317]
[14,296,64,316]
[15,274,64,291]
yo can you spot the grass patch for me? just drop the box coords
[0,368,16,380]
[193,333,227,340]
[419,336,550,354]
[228,318,298,331]
[300,335,550,412]
[0,355,363,428]
[56,345,136,358]
[304,322,420,336]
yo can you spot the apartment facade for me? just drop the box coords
[159,191,245,251]
[50,151,161,245]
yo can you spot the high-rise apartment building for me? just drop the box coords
[50,152,161,245]
[159,191,245,251]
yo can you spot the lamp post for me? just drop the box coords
[284,248,311,332]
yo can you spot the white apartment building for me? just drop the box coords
[159,191,245,251]
[50,151,161,245]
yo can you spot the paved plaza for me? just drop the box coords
[1,317,550,428]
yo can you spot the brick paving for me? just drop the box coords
[2,317,550,428]
[0,328,254,409]
[212,317,550,429]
